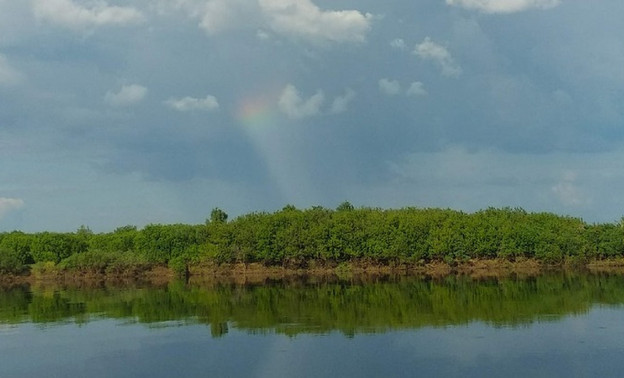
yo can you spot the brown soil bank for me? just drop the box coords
[5,258,624,286]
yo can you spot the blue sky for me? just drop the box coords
[1,0,623,231]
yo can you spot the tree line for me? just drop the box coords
[1,204,624,275]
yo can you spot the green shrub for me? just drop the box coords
[58,250,153,275]
[0,249,27,275]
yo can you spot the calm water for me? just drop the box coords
[1,273,624,377]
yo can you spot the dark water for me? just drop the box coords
[1,273,624,377]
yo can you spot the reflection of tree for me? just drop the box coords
[3,274,624,336]
[211,322,228,338]
[28,292,86,323]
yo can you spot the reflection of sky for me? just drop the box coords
[1,307,624,377]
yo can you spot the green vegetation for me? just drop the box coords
[3,273,624,336]
[2,206,624,276]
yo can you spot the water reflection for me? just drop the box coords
[2,273,624,336]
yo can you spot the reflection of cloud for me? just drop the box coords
[33,0,144,30]
[0,198,24,220]
[414,37,462,77]
[446,0,560,14]
[105,84,147,107]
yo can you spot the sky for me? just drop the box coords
[1,0,624,232]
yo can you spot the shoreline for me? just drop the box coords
[4,258,624,287]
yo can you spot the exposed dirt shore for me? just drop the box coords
[5,258,624,287]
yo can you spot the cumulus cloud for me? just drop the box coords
[33,0,144,30]
[157,0,256,35]
[200,0,259,35]
[406,81,427,96]
[379,78,401,96]
[278,84,324,119]
[0,54,22,86]
[105,84,147,107]
[259,0,372,44]
[414,37,462,77]
[0,198,24,220]
[172,0,372,43]
[165,95,219,112]
[446,0,560,14]
[330,88,356,114]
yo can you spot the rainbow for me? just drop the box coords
[233,87,318,204]
[235,91,280,128]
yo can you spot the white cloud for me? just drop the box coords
[199,0,258,35]
[32,0,144,30]
[414,37,462,77]
[446,0,560,14]
[166,0,371,44]
[0,198,24,220]
[278,84,324,119]
[258,0,373,44]
[406,81,427,96]
[105,84,147,107]
[330,88,356,114]
[165,95,219,112]
[160,0,258,35]
[390,38,406,50]
[379,78,401,96]
[0,54,22,86]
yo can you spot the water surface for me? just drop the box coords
[1,273,624,377]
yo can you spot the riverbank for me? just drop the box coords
[4,258,624,287]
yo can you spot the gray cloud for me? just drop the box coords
[1,0,624,231]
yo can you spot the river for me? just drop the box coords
[1,273,623,377]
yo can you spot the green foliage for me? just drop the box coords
[210,208,228,224]
[336,201,354,212]
[30,232,87,263]
[0,231,34,265]
[134,224,206,264]
[0,247,27,275]
[58,250,152,275]
[4,205,624,273]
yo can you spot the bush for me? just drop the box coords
[58,250,153,275]
[0,249,27,275]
